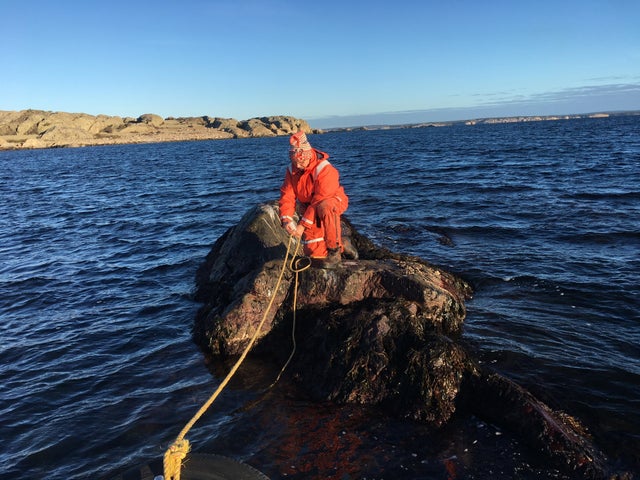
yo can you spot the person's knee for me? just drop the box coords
[316,199,328,217]
[316,198,338,217]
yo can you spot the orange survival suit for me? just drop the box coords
[279,148,349,258]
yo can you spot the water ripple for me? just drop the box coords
[1,117,639,478]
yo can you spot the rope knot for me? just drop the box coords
[163,438,191,480]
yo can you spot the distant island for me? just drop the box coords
[0,110,319,150]
[324,110,640,132]
[1,109,639,151]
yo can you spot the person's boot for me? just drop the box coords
[342,237,359,260]
[320,248,342,269]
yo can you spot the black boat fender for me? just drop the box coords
[112,453,270,480]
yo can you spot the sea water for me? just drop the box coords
[1,116,638,479]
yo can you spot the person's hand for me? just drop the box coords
[284,221,297,235]
[293,223,305,238]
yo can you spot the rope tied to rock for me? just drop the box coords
[162,235,306,480]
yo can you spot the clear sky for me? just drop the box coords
[4,0,640,128]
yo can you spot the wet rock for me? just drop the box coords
[460,370,613,479]
[193,201,623,479]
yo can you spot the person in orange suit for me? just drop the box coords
[279,131,353,268]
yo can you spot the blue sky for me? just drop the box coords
[4,0,640,128]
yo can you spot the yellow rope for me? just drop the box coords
[163,235,304,480]
[268,248,311,388]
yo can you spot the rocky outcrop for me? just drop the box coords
[0,109,319,150]
[193,202,627,479]
[137,113,164,127]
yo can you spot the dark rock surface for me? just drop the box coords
[193,202,628,479]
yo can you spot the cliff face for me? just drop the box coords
[0,110,319,150]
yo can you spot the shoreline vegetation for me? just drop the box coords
[1,109,639,151]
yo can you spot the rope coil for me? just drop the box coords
[163,235,308,480]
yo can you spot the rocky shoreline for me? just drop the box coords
[0,110,320,150]
[4,108,638,151]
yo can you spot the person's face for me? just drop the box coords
[290,148,311,170]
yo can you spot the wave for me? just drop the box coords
[569,191,640,200]
[555,230,640,244]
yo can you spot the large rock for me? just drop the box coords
[21,137,49,149]
[193,202,625,479]
[261,115,312,135]
[239,118,275,137]
[39,125,96,147]
[137,113,164,127]
[9,109,47,135]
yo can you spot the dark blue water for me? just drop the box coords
[1,116,638,479]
